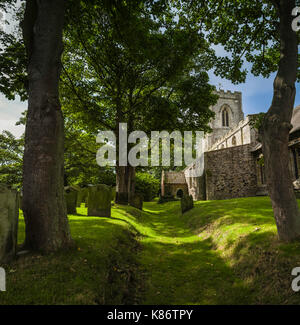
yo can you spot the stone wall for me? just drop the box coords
[205,144,258,200]
[184,167,206,201]
[210,115,258,152]
[161,171,189,198]
[163,183,188,198]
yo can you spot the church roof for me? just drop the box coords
[164,172,186,184]
[251,106,300,153]
[290,105,300,134]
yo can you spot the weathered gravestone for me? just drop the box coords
[0,185,19,263]
[76,187,89,207]
[88,184,111,217]
[129,193,143,210]
[111,186,116,202]
[181,195,194,214]
[64,186,78,214]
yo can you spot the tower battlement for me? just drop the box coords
[205,89,244,151]
[214,89,242,99]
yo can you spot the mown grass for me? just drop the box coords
[181,197,300,304]
[1,197,300,305]
[0,206,142,305]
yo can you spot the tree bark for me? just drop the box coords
[115,165,135,204]
[21,0,73,251]
[260,0,300,242]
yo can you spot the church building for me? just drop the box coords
[161,90,300,201]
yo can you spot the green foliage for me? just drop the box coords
[177,1,286,84]
[64,120,115,187]
[0,1,27,101]
[135,172,159,201]
[0,130,24,189]
[258,155,265,167]
[249,113,266,131]
[61,0,217,137]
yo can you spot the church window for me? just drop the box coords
[222,107,229,127]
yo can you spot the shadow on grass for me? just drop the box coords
[13,196,300,305]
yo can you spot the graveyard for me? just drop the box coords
[1,196,300,305]
[0,0,300,308]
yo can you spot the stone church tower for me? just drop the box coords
[204,90,244,151]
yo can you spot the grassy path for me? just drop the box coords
[114,200,252,304]
[3,197,300,304]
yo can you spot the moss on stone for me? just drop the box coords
[129,193,143,210]
[181,195,194,214]
[0,184,19,263]
[88,184,112,217]
[64,186,78,214]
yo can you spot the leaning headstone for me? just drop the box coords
[111,186,116,202]
[129,193,143,210]
[76,187,89,207]
[181,195,194,214]
[64,186,78,214]
[88,184,112,217]
[115,192,129,205]
[0,184,19,263]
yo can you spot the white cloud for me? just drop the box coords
[0,119,24,138]
[0,94,26,138]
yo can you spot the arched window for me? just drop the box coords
[232,136,236,146]
[222,107,229,127]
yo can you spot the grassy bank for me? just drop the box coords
[0,206,142,305]
[181,197,300,304]
[1,197,300,305]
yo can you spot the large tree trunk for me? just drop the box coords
[115,166,135,204]
[260,0,300,242]
[21,0,73,252]
[114,108,136,204]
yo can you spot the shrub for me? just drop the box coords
[135,172,160,201]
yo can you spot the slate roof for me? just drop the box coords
[164,172,186,184]
[251,106,300,152]
[290,105,300,134]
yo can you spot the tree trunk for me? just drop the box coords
[115,165,135,204]
[114,105,136,204]
[260,0,300,242]
[21,0,73,252]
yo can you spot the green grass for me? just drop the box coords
[0,206,142,305]
[1,197,300,304]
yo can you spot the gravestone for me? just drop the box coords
[111,186,116,202]
[129,193,143,210]
[0,185,19,263]
[76,187,89,207]
[64,186,78,214]
[181,195,194,214]
[88,184,112,217]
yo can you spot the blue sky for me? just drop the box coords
[209,70,300,116]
